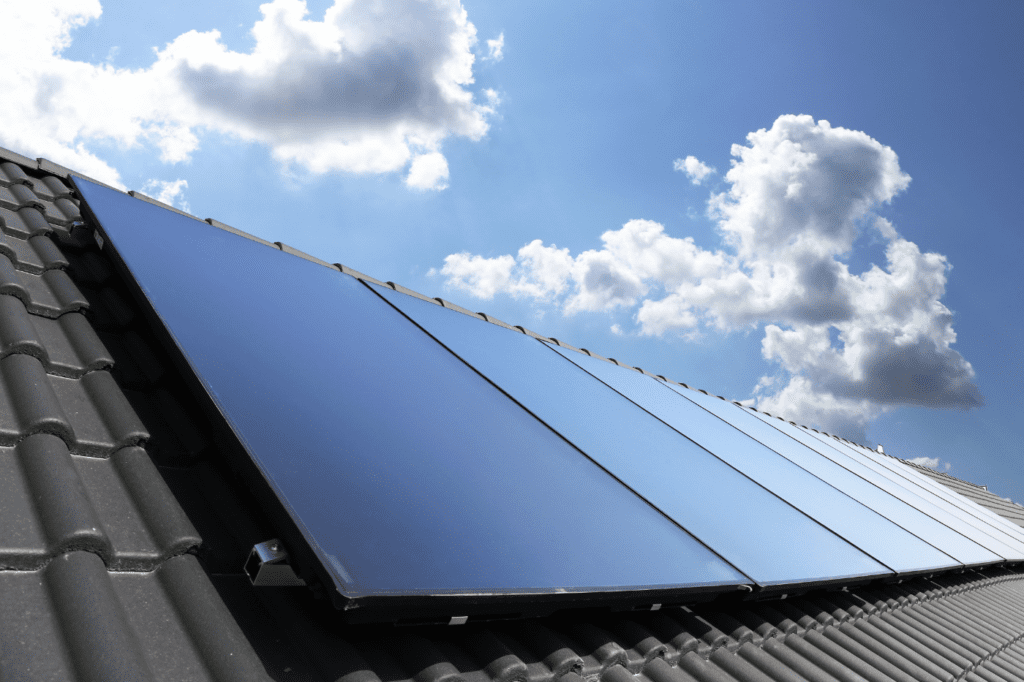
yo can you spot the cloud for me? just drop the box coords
[405,151,450,190]
[0,0,496,188]
[674,155,715,185]
[484,32,504,62]
[142,178,189,211]
[907,456,941,469]
[436,115,981,440]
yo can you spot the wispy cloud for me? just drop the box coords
[0,0,497,188]
[435,115,981,440]
[142,178,190,211]
[484,32,504,62]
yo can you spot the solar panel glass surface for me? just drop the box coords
[549,345,959,575]
[77,178,750,599]
[752,413,1020,562]
[668,388,995,567]
[372,283,889,587]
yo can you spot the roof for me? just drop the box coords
[2,144,1024,681]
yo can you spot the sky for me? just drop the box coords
[2,0,1023,500]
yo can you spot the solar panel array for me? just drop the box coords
[75,177,1024,615]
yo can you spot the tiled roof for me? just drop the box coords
[1,144,1024,681]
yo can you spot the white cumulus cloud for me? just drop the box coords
[674,155,715,184]
[907,456,941,469]
[436,115,981,440]
[406,152,450,190]
[0,0,496,188]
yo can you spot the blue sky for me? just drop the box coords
[2,1,1022,500]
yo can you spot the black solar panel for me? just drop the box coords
[548,343,960,575]
[372,283,891,586]
[75,176,1022,621]
[75,178,749,616]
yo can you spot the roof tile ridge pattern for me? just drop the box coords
[0,158,269,680]
[247,568,1024,682]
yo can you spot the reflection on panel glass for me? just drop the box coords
[372,283,888,587]
[750,412,1019,562]
[837,440,1024,544]
[77,178,751,599]
[548,345,958,575]
[803,431,1024,558]
[664,384,997,567]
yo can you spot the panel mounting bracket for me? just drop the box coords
[245,539,307,587]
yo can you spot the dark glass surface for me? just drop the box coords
[372,283,889,587]
[752,413,1020,562]
[77,178,750,597]
[549,346,958,575]
[806,432,1024,558]
[665,386,996,567]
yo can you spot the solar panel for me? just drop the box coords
[836,441,1024,544]
[803,430,1024,558]
[664,385,1000,567]
[547,344,960,576]
[371,283,889,587]
[75,178,749,613]
[752,413,1023,561]
[75,175,1018,620]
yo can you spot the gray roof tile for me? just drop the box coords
[39,174,73,199]
[1,205,54,238]
[0,160,32,187]
[0,256,88,316]
[0,352,146,455]
[0,551,267,682]
[0,296,112,377]
[0,146,37,168]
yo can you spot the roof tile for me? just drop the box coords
[1,205,54,238]
[0,352,74,443]
[40,174,73,199]
[0,353,146,454]
[0,296,113,376]
[0,160,32,186]
[0,146,36,169]
[0,258,88,317]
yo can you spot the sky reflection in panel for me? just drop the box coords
[748,411,1021,562]
[664,383,998,567]
[372,283,888,586]
[76,178,749,598]
[548,344,959,575]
